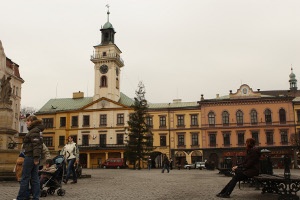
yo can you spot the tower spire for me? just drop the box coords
[106,4,110,22]
[289,64,297,90]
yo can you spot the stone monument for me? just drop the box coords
[0,74,17,149]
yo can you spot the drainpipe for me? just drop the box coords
[168,103,171,159]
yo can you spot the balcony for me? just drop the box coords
[91,53,124,67]
[78,144,126,150]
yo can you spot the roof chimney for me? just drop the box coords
[73,91,84,99]
[173,99,182,103]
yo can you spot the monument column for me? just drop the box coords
[0,75,17,150]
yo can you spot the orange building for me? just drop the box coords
[198,81,300,169]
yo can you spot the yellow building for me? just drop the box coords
[147,100,202,167]
[36,10,133,168]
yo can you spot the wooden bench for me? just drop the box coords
[253,174,300,200]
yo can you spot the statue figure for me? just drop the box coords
[0,75,12,103]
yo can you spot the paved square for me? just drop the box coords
[2,169,299,200]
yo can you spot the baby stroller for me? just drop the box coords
[40,155,66,197]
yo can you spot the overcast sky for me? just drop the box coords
[1,0,300,109]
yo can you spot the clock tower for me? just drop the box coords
[91,7,124,102]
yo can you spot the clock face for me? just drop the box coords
[100,65,108,74]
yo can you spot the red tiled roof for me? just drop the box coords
[6,57,22,80]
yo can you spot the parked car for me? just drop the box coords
[184,163,195,170]
[184,162,206,170]
[195,162,206,170]
[101,158,126,169]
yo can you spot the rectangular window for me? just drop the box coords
[177,115,185,127]
[146,116,153,127]
[42,118,53,129]
[117,134,124,145]
[208,113,215,127]
[223,133,230,147]
[82,135,89,146]
[159,116,166,127]
[191,133,198,146]
[237,132,244,146]
[266,131,274,145]
[160,135,166,146]
[251,131,259,145]
[100,114,107,126]
[43,137,53,147]
[100,134,106,147]
[209,134,216,147]
[72,116,78,127]
[178,135,185,146]
[60,117,66,127]
[59,136,65,147]
[117,114,124,125]
[83,115,90,127]
[191,114,198,126]
[280,130,288,145]
[71,135,78,143]
[297,110,300,123]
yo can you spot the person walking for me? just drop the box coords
[161,156,170,173]
[16,115,44,200]
[147,156,152,170]
[216,138,261,198]
[169,158,173,170]
[61,136,79,184]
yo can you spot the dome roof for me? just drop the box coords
[290,72,296,80]
[103,21,113,29]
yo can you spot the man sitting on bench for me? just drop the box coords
[216,138,261,198]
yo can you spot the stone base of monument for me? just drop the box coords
[0,149,19,181]
[0,104,17,150]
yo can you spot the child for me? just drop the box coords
[14,151,25,182]
[39,159,57,189]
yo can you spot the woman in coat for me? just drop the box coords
[61,136,79,184]
[216,138,261,198]
[16,115,44,200]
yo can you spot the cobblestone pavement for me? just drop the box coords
[2,169,300,200]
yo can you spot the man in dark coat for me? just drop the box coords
[216,138,260,198]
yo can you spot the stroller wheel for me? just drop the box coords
[41,190,47,197]
[47,188,55,195]
[57,189,66,196]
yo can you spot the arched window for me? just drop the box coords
[222,111,229,126]
[236,110,243,125]
[279,108,286,124]
[264,109,272,124]
[208,112,215,126]
[100,76,107,87]
[116,78,119,89]
[250,109,258,125]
